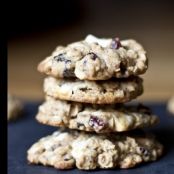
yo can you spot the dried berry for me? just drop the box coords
[89,116,105,130]
[64,158,70,161]
[139,147,150,156]
[63,69,74,77]
[77,122,84,128]
[79,87,92,92]
[79,87,88,92]
[50,144,60,151]
[102,89,107,93]
[111,37,122,49]
[87,52,98,60]
[120,61,127,74]
[54,54,71,64]
[83,60,87,65]
[64,155,73,161]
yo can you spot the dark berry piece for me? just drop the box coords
[87,52,98,60]
[64,155,73,161]
[79,87,92,92]
[83,60,87,65]
[63,69,75,77]
[77,122,84,128]
[64,158,70,161]
[102,89,107,93]
[54,54,65,61]
[111,37,122,49]
[89,116,105,130]
[54,53,71,64]
[50,144,60,151]
[139,147,150,156]
[79,87,87,92]
[120,61,127,74]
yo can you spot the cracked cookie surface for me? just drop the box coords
[27,129,163,170]
[43,76,143,104]
[38,34,148,80]
[36,97,159,133]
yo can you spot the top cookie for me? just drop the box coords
[38,34,147,80]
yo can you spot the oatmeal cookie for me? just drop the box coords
[27,129,163,170]
[43,76,143,104]
[36,97,159,133]
[38,34,147,80]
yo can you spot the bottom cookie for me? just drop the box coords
[27,129,163,170]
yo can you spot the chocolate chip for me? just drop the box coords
[54,53,71,64]
[110,37,122,49]
[89,116,105,130]
[87,52,98,60]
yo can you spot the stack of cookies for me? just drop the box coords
[27,35,163,170]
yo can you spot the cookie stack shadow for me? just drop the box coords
[27,35,163,170]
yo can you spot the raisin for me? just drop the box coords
[64,155,73,161]
[63,68,75,77]
[50,144,60,151]
[89,116,105,130]
[64,158,70,161]
[77,122,84,128]
[83,60,87,65]
[110,37,122,49]
[54,53,71,64]
[79,87,87,92]
[102,89,107,93]
[139,147,150,156]
[120,61,127,74]
[79,87,92,92]
[87,52,98,60]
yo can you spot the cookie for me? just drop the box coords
[38,34,147,80]
[36,97,159,133]
[8,94,23,121]
[167,96,174,115]
[43,76,143,104]
[27,129,163,170]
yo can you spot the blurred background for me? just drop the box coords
[8,0,174,102]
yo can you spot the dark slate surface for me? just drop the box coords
[8,102,174,174]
